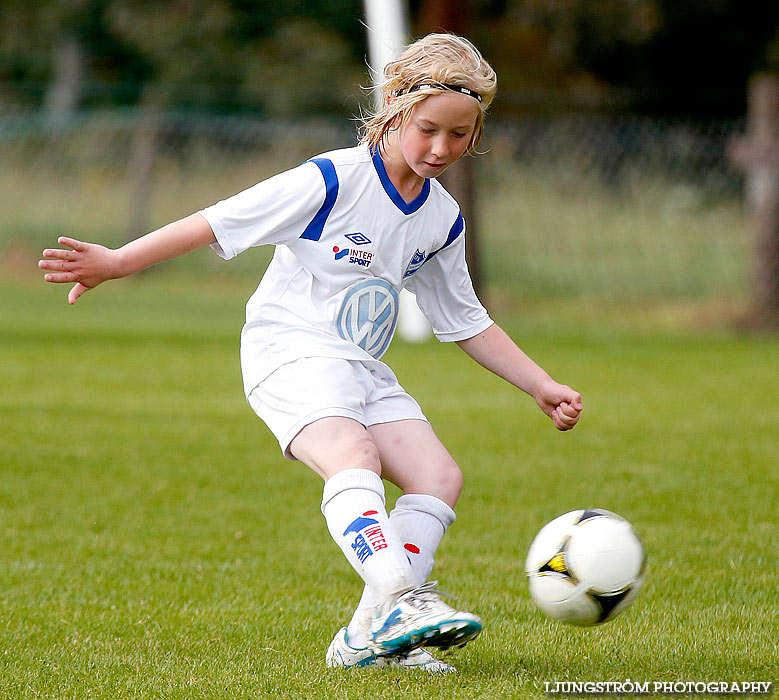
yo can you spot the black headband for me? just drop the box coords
[394,83,483,103]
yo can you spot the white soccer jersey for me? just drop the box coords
[200,143,493,395]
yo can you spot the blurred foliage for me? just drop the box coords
[459,0,779,115]
[0,0,366,114]
[564,0,779,115]
[0,0,777,117]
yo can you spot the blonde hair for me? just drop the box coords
[360,33,497,154]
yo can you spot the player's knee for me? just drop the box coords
[321,432,381,472]
[319,423,381,471]
[290,418,381,475]
[424,459,462,506]
[443,461,463,502]
[401,458,462,505]
[346,433,381,470]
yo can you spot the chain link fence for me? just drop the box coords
[1,109,752,325]
[477,117,749,319]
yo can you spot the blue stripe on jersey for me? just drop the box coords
[426,213,464,261]
[300,158,339,241]
[371,147,430,215]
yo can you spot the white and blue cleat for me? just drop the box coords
[369,581,482,657]
[326,627,457,672]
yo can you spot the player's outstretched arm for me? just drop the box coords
[39,213,216,304]
[456,323,583,431]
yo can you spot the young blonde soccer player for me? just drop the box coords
[40,34,582,672]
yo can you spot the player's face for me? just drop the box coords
[398,92,480,179]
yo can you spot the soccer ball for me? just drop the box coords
[525,509,646,626]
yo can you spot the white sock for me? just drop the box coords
[321,469,414,605]
[345,493,456,647]
[391,493,457,584]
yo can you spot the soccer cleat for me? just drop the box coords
[369,581,482,656]
[326,627,376,668]
[384,648,457,673]
[326,627,456,672]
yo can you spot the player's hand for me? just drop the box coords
[533,380,583,431]
[39,237,120,304]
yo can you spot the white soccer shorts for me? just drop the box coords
[247,357,427,458]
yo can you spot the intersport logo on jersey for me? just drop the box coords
[333,232,374,267]
[333,245,374,268]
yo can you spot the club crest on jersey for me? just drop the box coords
[403,249,427,278]
[333,245,374,268]
[337,279,399,358]
[343,510,388,563]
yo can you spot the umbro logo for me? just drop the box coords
[345,232,372,245]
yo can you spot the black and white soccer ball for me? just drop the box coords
[525,509,646,626]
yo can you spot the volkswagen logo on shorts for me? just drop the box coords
[337,279,399,358]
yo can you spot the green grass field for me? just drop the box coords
[1,276,777,699]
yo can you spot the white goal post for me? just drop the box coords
[363,0,433,341]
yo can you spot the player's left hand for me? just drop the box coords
[534,381,583,431]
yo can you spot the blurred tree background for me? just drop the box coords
[3,0,779,326]
[2,0,778,119]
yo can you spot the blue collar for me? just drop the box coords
[371,146,430,215]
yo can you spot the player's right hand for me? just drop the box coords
[39,237,119,304]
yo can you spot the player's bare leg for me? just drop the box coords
[291,417,481,666]
[326,419,480,669]
[290,416,413,600]
[368,419,463,508]
[289,416,382,479]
